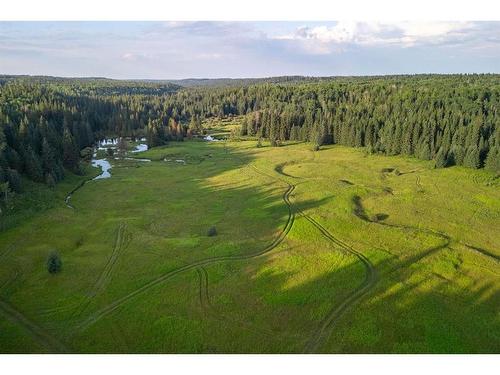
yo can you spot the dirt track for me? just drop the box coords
[265,159,378,353]
[0,298,69,353]
[75,176,296,333]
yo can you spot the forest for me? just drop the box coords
[1,74,499,200]
[0,74,499,355]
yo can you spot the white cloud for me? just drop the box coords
[195,53,223,60]
[121,52,136,61]
[273,21,480,54]
[1,21,499,78]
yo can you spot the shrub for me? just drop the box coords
[207,226,217,237]
[80,147,94,162]
[47,251,62,274]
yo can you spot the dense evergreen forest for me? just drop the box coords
[1,74,499,202]
[164,74,500,174]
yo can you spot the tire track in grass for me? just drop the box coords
[88,223,130,298]
[0,243,16,260]
[37,301,81,318]
[68,223,130,326]
[299,213,377,353]
[0,298,69,353]
[196,267,210,309]
[249,159,378,353]
[464,244,500,263]
[74,181,295,333]
[0,239,24,298]
[195,266,285,341]
[351,194,455,273]
[0,270,20,295]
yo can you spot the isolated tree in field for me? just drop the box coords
[47,251,62,274]
[207,226,217,237]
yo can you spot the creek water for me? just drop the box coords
[66,138,149,207]
[92,159,112,179]
[92,138,150,179]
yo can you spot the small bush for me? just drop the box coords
[207,226,217,237]
[80,147,94,161]
[47,251,62,274]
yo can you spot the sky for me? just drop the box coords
[0,21,499,79]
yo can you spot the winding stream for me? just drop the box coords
[93,138,149,179]
[65,138,149,207]
[91,159,112,179]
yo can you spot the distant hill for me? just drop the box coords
[149,76,334,87]
[0,75,182,96]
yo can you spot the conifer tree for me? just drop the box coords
[62,127,79,172]
[484,147,500,173]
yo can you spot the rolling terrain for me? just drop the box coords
[0,123,499,353]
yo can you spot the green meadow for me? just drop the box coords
[0,127,499,353]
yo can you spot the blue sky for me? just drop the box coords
[0,21,499,79]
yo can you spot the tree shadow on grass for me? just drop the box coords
[0,139,337,353]
[212,227,500,353]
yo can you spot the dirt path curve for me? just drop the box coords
[74,178,295,333]
[299,213,377,353]
[195,266,285,340]
[253,159,378,353]
[196,267,210,309]
[68,224,130,327]
[0,298,69,353]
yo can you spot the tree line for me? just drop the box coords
[1,74,499,205]
[162,74,500,172]
[0,79,181,200]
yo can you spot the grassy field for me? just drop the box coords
[0,126,499,353]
